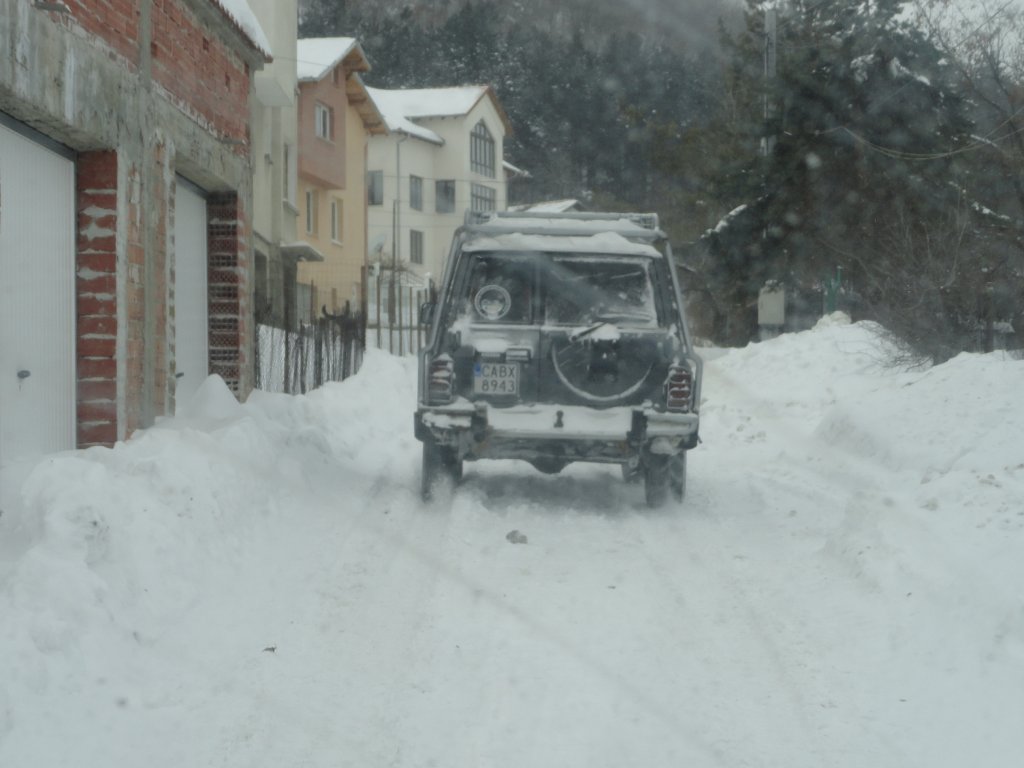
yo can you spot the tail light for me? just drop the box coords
[427,355,455,404]
[664,364,692,413]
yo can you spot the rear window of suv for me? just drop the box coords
[544,255,659,327]
[452,251,661,329]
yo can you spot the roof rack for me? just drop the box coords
[463,210,662,235]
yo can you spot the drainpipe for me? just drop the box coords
[390,133,407,350]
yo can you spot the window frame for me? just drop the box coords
[330,199,342,243]
[314,102,333,141]
[410,229,424,265]
[435,179,455,213]
[409,175,423,211]
[470,120,496,177]
[368,170,384,206]
[305,189,318,234]
[471,182,496,213]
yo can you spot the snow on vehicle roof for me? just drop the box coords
[210,0,272,58]
[461,231,662,257]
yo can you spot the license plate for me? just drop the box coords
[474,362,519,395]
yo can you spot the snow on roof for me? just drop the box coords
[503,160,530,178]
[296,37,366,82]
[365,87,446,145]
[366,85,512,143]
[210,0,272,58]
[372,86,489,120]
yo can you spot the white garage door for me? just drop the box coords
[174,177,209,409]
[0,120,76,467]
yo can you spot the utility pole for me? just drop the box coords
[762,6,777,158]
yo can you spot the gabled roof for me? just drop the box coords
[296,37,370,82]
[210,0,272,59]
[366,85,513,144]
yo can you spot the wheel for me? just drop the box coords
[443,448,464,483]
[670,452,687,501]
[421,439,442,501]
[644,454,670,508]
[421,439,462,501]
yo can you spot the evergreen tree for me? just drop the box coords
[704,0,978,353]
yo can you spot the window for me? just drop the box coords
[410,230,424,265]
[435,180,455,213]
[471,183,496,212]
[283,143,295,206]
[368,170,383,205]
[330,199,342,242]
[314,102,333,140]
[410,175,423,211]
[470,120,496,177]
[305,189,318,234]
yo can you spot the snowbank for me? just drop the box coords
[1,323,1021,767]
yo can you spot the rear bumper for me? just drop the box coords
[415,401,699,463]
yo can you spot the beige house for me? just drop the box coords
[295,37,386,321]
[365,86,514,293]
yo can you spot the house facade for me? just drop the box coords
[365,86,512,294]
[248,0,302,330]
[0,0,268,465]
[295,37,386,322]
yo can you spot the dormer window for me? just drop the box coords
[470,120,495,177]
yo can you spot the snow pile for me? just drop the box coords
[1,324,1022,767]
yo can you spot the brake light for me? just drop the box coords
[665,365,692,413]
[427,355,455,404]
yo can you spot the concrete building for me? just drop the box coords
[295,37,386,322]
[365,86,513,297]
[248,0,306,330]
[0,0,268,465]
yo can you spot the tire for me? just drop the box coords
[670,452,687,502]
[421,439,443,501]
[421,439,462,501]
[644,454,670,508]
[442,447,464,483]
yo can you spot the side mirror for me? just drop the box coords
[419,301,436,326]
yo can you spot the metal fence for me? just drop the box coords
[255,311,364,394]
[366,277,433,357]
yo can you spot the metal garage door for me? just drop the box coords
[173,176,209,409]
[0,119,76,467]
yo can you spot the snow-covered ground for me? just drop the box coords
[1,314,1022,767]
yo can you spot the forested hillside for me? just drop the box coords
[298,0,739,242]
[299,0,1024,359]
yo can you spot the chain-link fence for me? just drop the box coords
[255,312,364,394]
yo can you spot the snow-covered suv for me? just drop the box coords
[414,211,702,506]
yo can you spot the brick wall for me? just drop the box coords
[76,150,120,447]
[27,0,259,449]
[151,0,251,143]
[62,0,142,65]
[61,0,251,144]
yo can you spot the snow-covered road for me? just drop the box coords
[1,315,1022,767]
